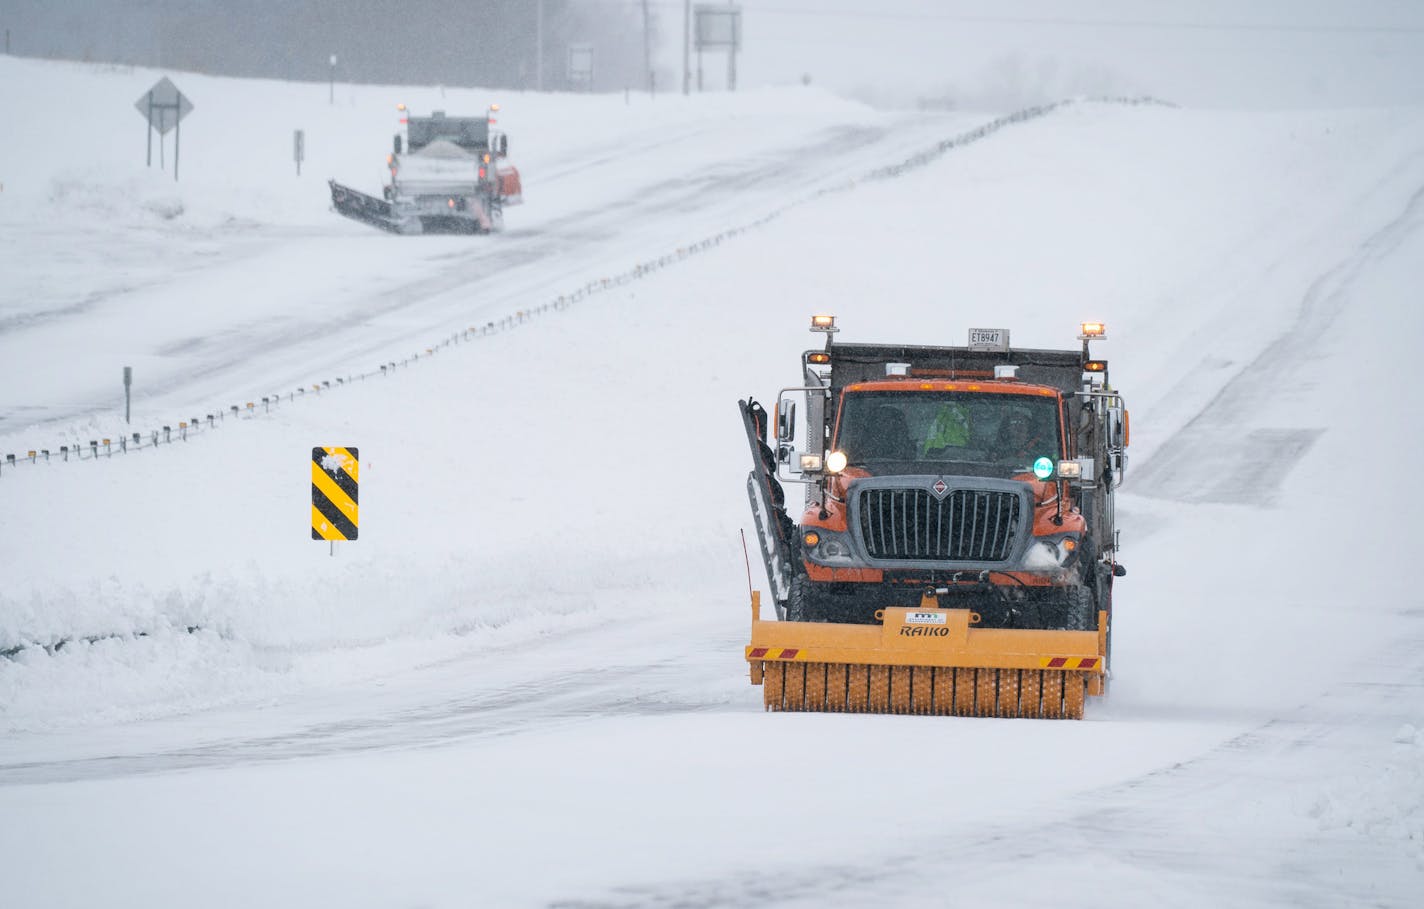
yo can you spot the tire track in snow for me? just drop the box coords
[0,613,750,785]
[547,633,1424,909]
[1132,171,1424,505]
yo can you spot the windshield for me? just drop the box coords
[408,117,489,151]
[834,391,1062,473]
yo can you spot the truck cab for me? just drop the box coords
[742,318,1127,632]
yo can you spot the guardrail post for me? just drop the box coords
[61,445,69,461]
[89,440,98,458]
[163,426,171,443]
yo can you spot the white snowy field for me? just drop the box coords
[1,53,1423,908]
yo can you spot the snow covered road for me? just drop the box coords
[2,57,1423,907]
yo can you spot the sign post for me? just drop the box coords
[123,366,132,424]
[693,5,742,92]
[134,78,194,180]
[567,43,594,91]
[294,129,305,176]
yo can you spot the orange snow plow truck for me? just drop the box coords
[739,317,1129,718]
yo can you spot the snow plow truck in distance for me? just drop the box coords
[329,106,522,235]
[739,318,1129,719]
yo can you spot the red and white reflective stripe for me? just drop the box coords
[1040,656,1100,670]
[746,647,803,661]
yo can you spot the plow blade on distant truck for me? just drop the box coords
[329,181,405,234]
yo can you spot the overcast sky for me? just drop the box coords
[662,0,1424,107]
[4,0,1423,108]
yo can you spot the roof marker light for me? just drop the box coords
[993,364,1019,379]
[1033,457,1055,480]
[886,362,911,377]
[810,314,838,333]
[807,351,831,365]
[1084,360,1107,373]
[1079,321,1106,339]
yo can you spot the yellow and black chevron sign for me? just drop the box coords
[311,446,359,541]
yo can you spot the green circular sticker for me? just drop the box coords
[1032,456,1054,480]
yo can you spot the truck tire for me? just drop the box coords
[787,573,830,623]
[1043,584,1097,631]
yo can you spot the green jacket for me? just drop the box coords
[922,404,970,453]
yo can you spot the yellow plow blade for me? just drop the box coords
[745,592,1106,719]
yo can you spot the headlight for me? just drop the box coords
[803,529,855,564]
[1023,534,1081,569]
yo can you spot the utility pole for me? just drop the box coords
[682,0,691,95]
[727,2,736,92]
[642,0,653,96]
[536,0,544,91]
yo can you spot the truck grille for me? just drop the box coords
[856,487,1023,562]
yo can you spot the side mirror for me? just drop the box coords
[1111,449,1128,486]
[393,134,403,154]
[1106,403,1127,449]
[776,400,797,444]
